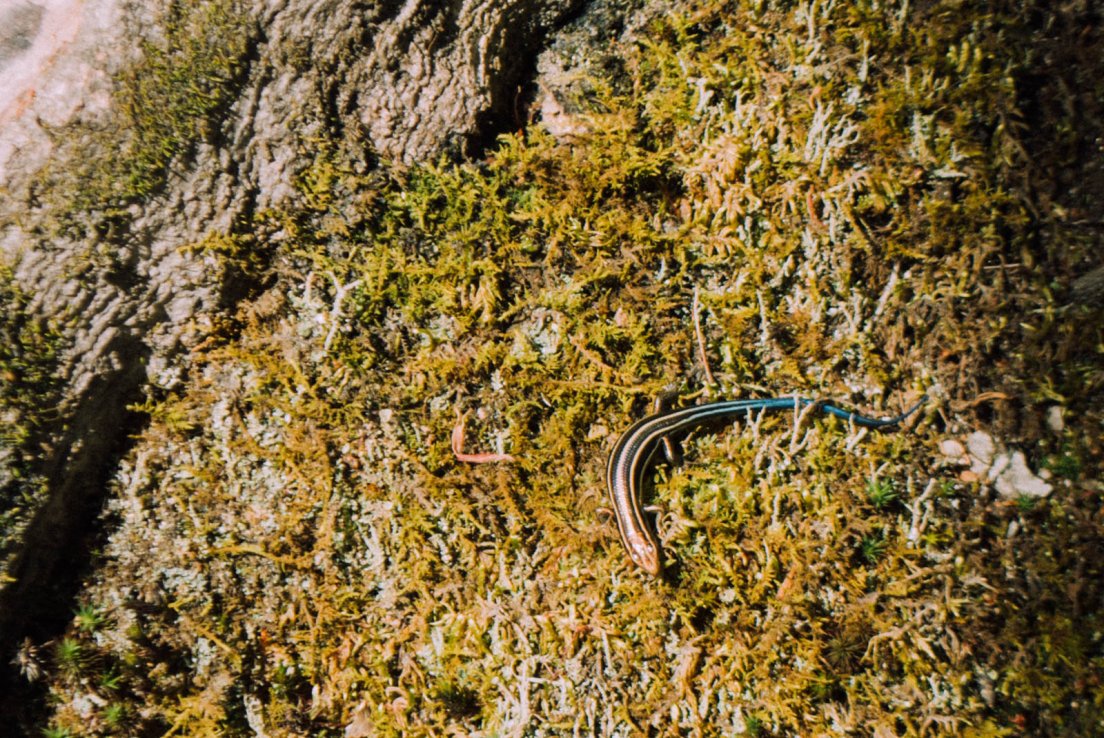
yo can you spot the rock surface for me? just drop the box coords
[0,0,122,185]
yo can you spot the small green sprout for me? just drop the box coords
[1015,495,1039,513]
[42,728,74,738]
[102,703,129,728]
[808,671,843,702]
[74,603,106,633]
[98,666,123,692]
[860,534,888,564]
[1044,449,1082,479]
[54,637,85,678]
[866,477,899,509]
[744,714,764,736]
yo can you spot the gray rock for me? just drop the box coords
[993,450,1053,501]
[966,431,995,478]
[959,430,1053,500]
[938,438,968,465]
[1045,405,1065,434]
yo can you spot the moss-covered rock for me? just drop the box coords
[11,0,1104,736]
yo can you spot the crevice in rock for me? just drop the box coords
[0,333,149,734]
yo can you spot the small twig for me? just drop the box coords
[842,202,878,251]
[757,289,772,347]
[302,270,315,304]
[692,285,717,389]
[951,391,1010,411]
[843,426,870,453]
[806,190,826,232]
[452,412,516,464]
[872,263,900,321]
[906,479,937,546]
[544,379,650,394]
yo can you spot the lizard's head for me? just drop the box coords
[628,537,662,577]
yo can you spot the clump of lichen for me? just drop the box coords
[34,0,1104,736]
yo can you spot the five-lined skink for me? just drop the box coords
[605,395,925,576]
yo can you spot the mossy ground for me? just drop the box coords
[26,0,1104,736]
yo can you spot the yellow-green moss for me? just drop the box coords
[41,0,1104,736]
